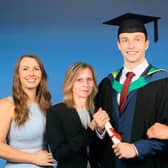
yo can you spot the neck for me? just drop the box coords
[74,97,87,111]
[124,58,146,70]
[24,89,37,104]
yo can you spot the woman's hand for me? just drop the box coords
[93,107,110,133]
[32,150,56,166]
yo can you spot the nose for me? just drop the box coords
[128,40,134,48]
[84,79,91,87]
[29,69,35,76]
[80,79,88,87]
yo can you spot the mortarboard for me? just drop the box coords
[103,13,160,42]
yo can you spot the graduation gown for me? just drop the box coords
[94,65,168,168]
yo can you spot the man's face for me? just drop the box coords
[117,32,149,66]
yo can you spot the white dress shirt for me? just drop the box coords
[118,59,149,104]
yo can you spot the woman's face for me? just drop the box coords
[19,57,42,91]
[72,68,94,99]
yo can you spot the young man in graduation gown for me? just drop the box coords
[94,13,168,168]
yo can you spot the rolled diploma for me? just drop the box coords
[105,121,122,144]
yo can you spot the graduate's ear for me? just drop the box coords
[117,40,121,51]
[145,39,149,51]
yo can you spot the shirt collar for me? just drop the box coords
[122,59,149,78]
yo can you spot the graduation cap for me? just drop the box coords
[103,13,160,42]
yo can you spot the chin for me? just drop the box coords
[26,85,38,89]
[127,58,138,63]
[79,94,90,98]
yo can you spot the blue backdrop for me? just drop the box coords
[0,0,167,167]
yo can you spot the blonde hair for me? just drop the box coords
[63,62,97,114]
[13,54,51,126]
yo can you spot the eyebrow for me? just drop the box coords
[20,65,41,69]
[120,35,144,39]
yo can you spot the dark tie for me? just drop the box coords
[119,72,135,112]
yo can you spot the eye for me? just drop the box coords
[76,78,83,82]
[120,38,128,44]
[135,38,140,42]
[87,77,93,82]
[22,67,28,71]
[34,66,41,71]
[34,67,40,71]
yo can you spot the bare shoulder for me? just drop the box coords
[0,96,13,106]
[0,97,15,141]
[0,96,14,116]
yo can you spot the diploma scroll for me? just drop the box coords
[105,121,122,144]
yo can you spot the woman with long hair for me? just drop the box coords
[0,55,55,167]
[46,62,109,168]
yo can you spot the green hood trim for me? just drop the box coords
[110,66,166,93]
[147,66,166,75]
[112,76,147,93]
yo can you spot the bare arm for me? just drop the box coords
[0,98,55,166]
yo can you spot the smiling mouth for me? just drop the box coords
[127,51,138,54]
[25,78,37,83]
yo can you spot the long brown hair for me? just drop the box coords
[63,62,97,114]
[12,54,51,126]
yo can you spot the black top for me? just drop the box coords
[46,103,100,168]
